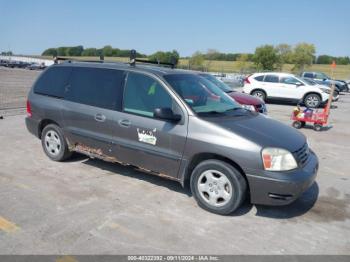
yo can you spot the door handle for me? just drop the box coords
[95,113,106,122]
[118,119,131,128]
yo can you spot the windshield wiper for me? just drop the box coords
[197,110,224,115]
[224,107,249,113]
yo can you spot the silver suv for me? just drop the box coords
[26,59,318,215]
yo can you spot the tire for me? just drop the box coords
[292,121,302,129]
[333,90,339,100]
[41,124,72,161]
[251,90,266,101]
[314,124,322,131]
[190,159,247,215]
[304,93,321,108]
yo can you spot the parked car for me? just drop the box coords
[26,61,318,215]
[0,59,9,66]
[6,60,30,68]
[301,77,339,101]
[243,72,333,108]
[198,73,267,113]
[27,62,46,70]
[301,71,349,92]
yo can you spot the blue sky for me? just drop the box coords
[0,0,349,56]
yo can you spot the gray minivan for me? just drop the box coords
[26,60,318,215]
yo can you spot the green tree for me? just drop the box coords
[102,45,113,56]
[81,48,98,56]
[67,46,83,56]
[189,51,205,70]
[253,45,278,70]
[275,43,293,70]
[111,48,120,57]
[292,43,315,72]
[42,48,57,56]
[57,47,68,56]
[335,56,350,65]
[206,49,220,60]
[149,50,180,65]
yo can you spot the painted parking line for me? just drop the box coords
[0,216,20,233]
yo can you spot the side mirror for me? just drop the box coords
[154,108,181,122]
[296,82,303,87]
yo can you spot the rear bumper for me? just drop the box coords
[246,151,318,206]
[25,116,40,138]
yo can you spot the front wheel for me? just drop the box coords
[304,94,321,108]
[190,160,247,215]
[292,121,303,129]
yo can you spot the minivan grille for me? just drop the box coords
[293,143,309,166]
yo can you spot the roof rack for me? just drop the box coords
[52,50,177,69]
[129,49,176,69]
[53,55,105,64]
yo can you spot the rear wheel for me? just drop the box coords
[41,124,72,161]
[251,90,266,101]
[304,93,321,108]
[190,160,247,215]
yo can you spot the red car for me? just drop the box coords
[199,73,267,113]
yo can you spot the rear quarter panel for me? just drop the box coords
[28,90,65,136]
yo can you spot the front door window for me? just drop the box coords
[123,72,173,117]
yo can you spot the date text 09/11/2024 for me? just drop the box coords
[127,255,219,261]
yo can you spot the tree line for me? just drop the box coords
[34,44,348,71]
[188,43,349,72]
[41,45,180,65]
[42,45,147,58]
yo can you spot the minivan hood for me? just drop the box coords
[204,114,306,152]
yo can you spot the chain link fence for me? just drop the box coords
[0,55,52,118]
[0,67,40,117]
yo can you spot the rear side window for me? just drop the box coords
[303,72,314,78]
[264,75,279,83]
[66,67,124,110]
[34,66,71,98]
[254,75,264,81]
[280,77,300,85]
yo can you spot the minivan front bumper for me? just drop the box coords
[245,151,318,206]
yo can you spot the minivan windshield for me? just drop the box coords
[164,74,241,115]
[199,73,233,93]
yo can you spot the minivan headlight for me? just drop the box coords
[241,104,256,111]
[262,148,297,171]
